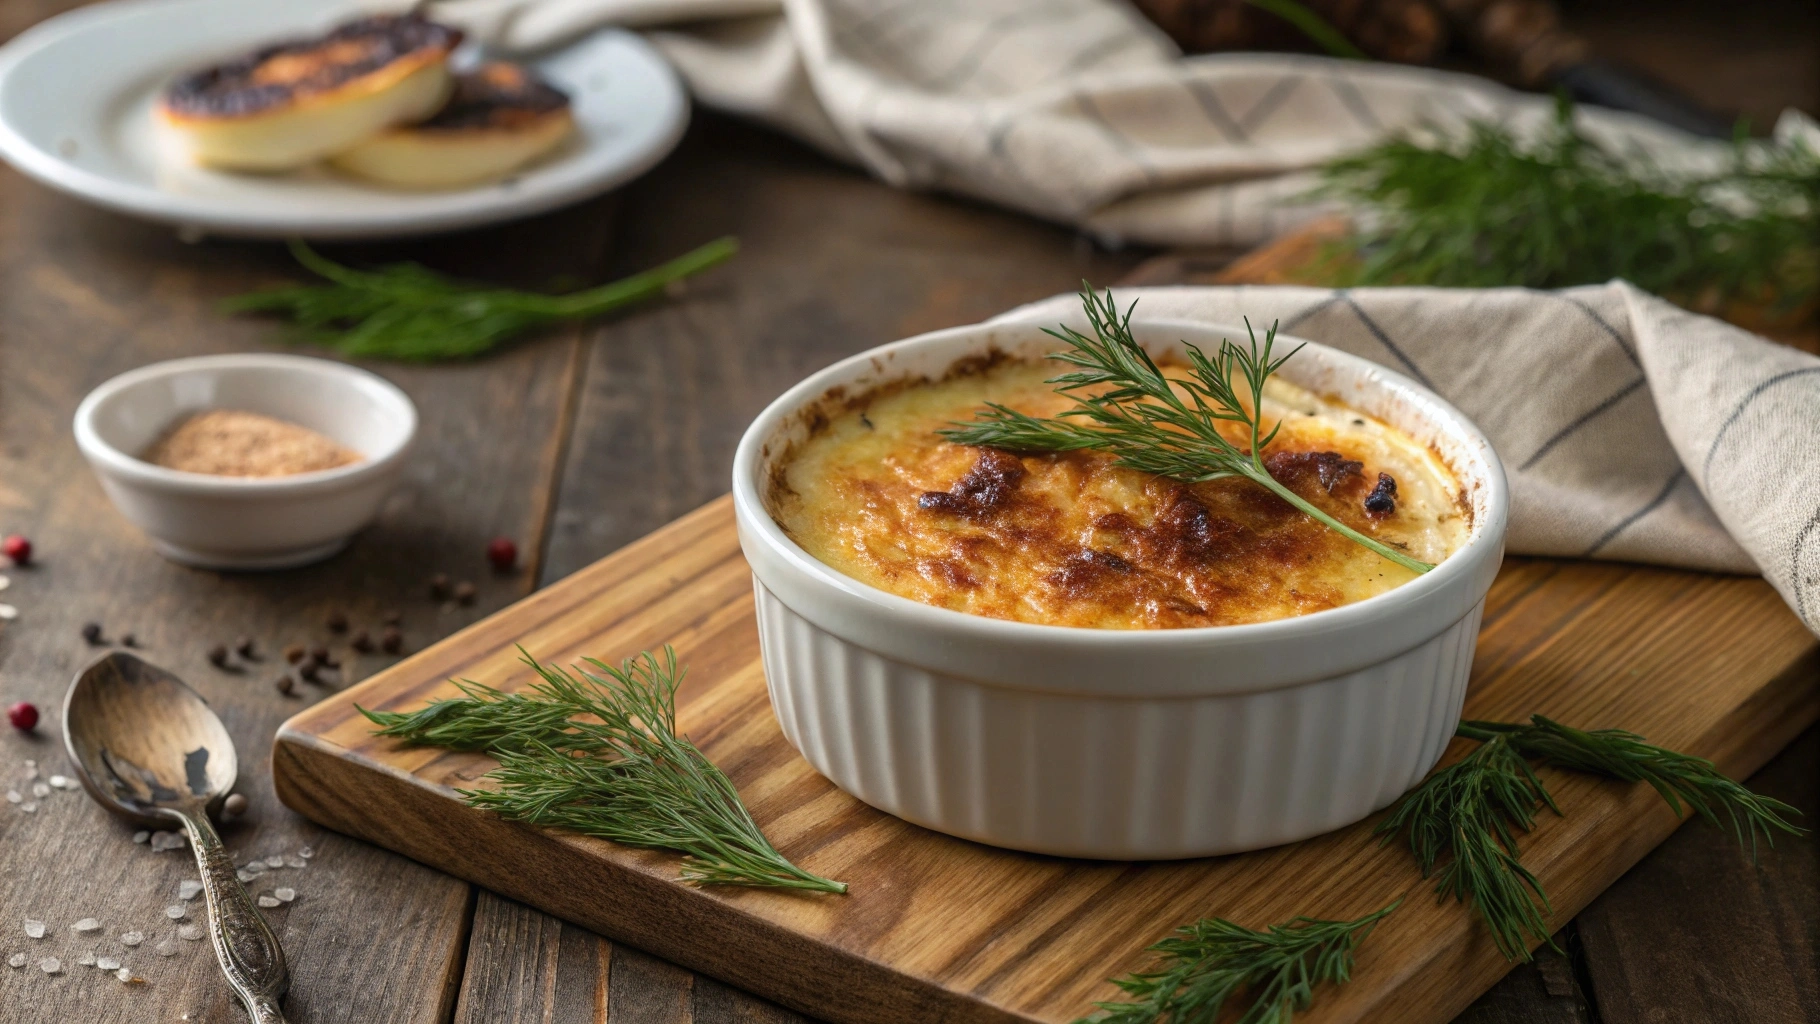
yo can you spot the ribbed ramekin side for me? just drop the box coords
[755,580,1483,859]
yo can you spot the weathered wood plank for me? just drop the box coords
[1575,727,1819,1024]
[0,135,614,1020]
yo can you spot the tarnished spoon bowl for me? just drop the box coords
[63,651,290,1023]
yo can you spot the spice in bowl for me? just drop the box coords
[141,410,362,478]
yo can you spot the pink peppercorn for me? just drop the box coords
[486,537,518,572]
[7,702,38,732]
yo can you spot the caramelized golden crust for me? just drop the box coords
[770,360,1468,630]
[417,63,571,133]
[161,14,462,121]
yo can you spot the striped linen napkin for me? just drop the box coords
[432,0,1776,248]
[996,284,1820,633]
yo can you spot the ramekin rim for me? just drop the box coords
[732,317,1509,650]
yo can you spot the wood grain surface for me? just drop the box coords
[272,490,1819,1024]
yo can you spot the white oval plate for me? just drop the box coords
[0,0,688,238]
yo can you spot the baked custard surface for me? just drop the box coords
[769,359,1468,629]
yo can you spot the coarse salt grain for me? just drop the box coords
[0,604,16,621]
[177,924,203,941]
[97,956,120,971]
[39,957,59,974]
[156,941,175,958]
[30,782,49,798]
[178,880,203,901]
[116,967,137,983]
[72,918,101,933]
[0,574,9,591]
[132,830,149,844]
[48,775,71,789]
[23,920,45,939]
[273,888,296,903]
[120,931,144,947]
[150,830,186,851]
[235,869,259,883]
[78,952,97,967]
[7,953,24,968]
[164,904,186,920]
[264,855,285,868]
[257,896,280,909]
[19,802,35,814]
[298,846,314,859]
[5,790,18,803]
[284,856,307,869]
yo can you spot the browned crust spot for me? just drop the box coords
[412,62,571,133]
[161,14,462,121]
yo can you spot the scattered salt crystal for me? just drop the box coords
[23,920,45,939]
[7,953,24,968]
[264,855,285,868]
[48,775,71,789]
[150,831,186,852]
[132,830,149,844]
[178,880,203,901]
[0,574,10,590]
[155,941,175,958]
[78,952,97,967]
[297,846,314,859]
[284,856,307,869]
[30,782,49,798]
[120,931,144,947]
[164,904,186,920]
[97,956,120,971]
[39,957,59,974]
[0,604,16,620]
[19,802,34,813]
[235,869,258,883]
[116,966,137,983]
[256,896,280,909]
[5,790,18,804]
[177,924,203,941]
[72,918,101,933]
[273,888,296,903]
[23,760,36,776]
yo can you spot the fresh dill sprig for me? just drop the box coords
[1082,903,1397,1024]
[1319,97,1820,315]
[940,284,1433,575]
[360,646,846,893]
[1378,714,1803,961]
[223,236,738,361]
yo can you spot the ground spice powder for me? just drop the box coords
[141,410,363,477]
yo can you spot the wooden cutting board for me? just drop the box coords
[274,496,1820,1024]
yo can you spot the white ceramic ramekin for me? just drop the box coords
[733,318,1507,859]
[74,354,417,570]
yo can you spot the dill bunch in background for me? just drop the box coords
[1320,99,1820,319]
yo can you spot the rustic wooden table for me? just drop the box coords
[0,2,1815,1022]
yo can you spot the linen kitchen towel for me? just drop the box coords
[430,0,1809,248]
[996,283,1820,633]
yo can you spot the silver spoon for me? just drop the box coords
[63,650,290,1023]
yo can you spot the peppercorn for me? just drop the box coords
[298,659,320,684]
[7,701,38,732]
[380,626,403,654]
[453,581,477,606]
[235,636,257,659]
[207,644,230,669]
[283,644,305,664]
[428,574,450,600]
[382,609,402,626]
[309,645,329,663]
[350,630,374,653]
[326,609,348,633]
[486,537,518,572]
[2,534,31,566]
[223,793,249,817]
[121,633,139,648]
[273,675,295,697]
[80,622,105,645]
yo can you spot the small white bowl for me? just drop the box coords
[74,354,417,570]
[734,318,1508,859]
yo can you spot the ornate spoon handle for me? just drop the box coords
[177,809,291,1024]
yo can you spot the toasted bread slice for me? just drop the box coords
[158,14,462,172]
[330,62,575,189]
